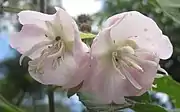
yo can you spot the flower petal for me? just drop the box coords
[53,7,78,42]
[158,35,173,59]
[18,10,54,30]
[10,24,48,59]
[81,58,127,104]
[18,7,77,42]
[103,12,127,28]
[122,50,159,96]
[109,11,173,59]
[28,53,77,86]
[110,11,162,42]
[91,29,114,57]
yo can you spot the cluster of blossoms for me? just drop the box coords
[10,7,173,104]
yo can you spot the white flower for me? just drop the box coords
[81,11,173,104]
[10,7,89,88]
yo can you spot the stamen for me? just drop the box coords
[126,54,158,67]
[48,42,65,59]
[112,52,126,79]
[20,41,52,65]
[158,65,168,76]
[112,55,126,79]
[120,60,142,89]
[122,57,143,72]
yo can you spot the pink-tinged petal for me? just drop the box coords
[18,10,54,30]
[109,11,173,59]
[18,7,77,42]
[81,58,127,104]
[63,52,90,88]
[28,53,77,86]
[122,50,159,96]
[158,35,173,59]
[72,25,90,63]
[91,29,114,57]
[10,24,48,59]
[110,11,162,42]
[63,27,90,88]
[18,10,54,25]
[103,12,127,28]
[55,7,78,42]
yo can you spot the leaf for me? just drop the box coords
[156,0,180,24]
[127,92,152,103]
[156,0,180,7]
[80,32,96,39]
[0,95,25,112]
[131,103,167,112]
[153,76,180,108]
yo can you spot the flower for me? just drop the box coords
[10,7,89,88]
[81,11,173,104]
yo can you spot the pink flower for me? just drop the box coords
[10,7,89,88]
[81,11,173,104]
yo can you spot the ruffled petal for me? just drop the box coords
[121,49,159,96]
[110,11,162,42]
[18,7,77,42]
[54,7,77,42]
[18,10,54,31]
[28,53,77,86]
[91,29,114,58]
[158,35,173,59]
[62,26,90,88]
[10,24,48,59]
[103,12,127,28]
[81,58,127,104]
[63,52,90,88]
[109,11,173,59]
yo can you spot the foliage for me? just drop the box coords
[156,0,180,24]
[0,95,25,112]
[154,76,180,108]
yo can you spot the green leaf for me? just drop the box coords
[80,32,96,39]
[153,76,180,108]
[156,0,180,8]
[156,0,180,24]
[127,92,152,103]
[131,103,167,112]
[0,95,25,112]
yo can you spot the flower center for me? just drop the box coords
[23,35,66,75]
[111,43,143,89]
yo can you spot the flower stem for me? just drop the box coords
[48,85,55,112]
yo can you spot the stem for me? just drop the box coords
[0,6,25,13]
[16,91,25,106]
[32,96,37,112]
[48,85,55,112]
[39,0,47,13]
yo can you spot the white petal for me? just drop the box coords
[28,53,77,86]
[18,10,55,30]
[19,41,52,65]
[109,11,173,59]
[120,63,142,90]
[103,12,127,28]
[158,35,173,59]
[91,29,114,57]
[110,11,162,42]
[53,7,78,42]
[81,58,128,104]
[10,24,48,59]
